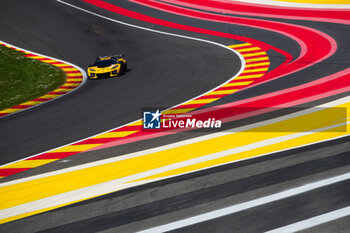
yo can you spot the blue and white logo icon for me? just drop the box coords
[143,109,161,129]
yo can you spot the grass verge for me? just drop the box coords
[0,46,66,110]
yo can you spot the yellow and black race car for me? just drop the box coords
[87,55,127,80]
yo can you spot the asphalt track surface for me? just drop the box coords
[0,0,240,165]
[2,136,350,232]
[1,0,350,232]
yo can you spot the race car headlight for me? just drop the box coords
[89,68,96,71]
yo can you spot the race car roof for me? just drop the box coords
[96,55,123,61]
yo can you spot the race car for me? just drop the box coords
[87,55,127,80]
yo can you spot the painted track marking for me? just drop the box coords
[0,40,87,117]
[0,0,348,226]
[265,206,350,233]
[0,95,349,223]
[137,172,350,233]
[0,0,251,178]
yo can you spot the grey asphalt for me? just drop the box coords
[2,135,350,233]
[0,0,350,232]
[0,0,241,164]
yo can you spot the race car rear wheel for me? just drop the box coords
[124,62,127,73]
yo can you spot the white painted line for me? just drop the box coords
[0,0,245,169]
[1,94,350,187]
[265,206,350,233]
[230,0,350,9]
[0,121,348,220]
[0,39,87,118]
[136,172,350,233]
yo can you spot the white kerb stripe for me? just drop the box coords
[2,94,350,187]
[265,206,350,233]
[0,122,346,220]
[136,172,350,233]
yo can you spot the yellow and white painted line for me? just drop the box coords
[0,94,348,224]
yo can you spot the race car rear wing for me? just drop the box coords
[96,54,124,61]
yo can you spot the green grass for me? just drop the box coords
[0,46,66,111]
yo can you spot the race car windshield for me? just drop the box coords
[94,60,116,68]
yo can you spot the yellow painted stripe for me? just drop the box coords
[26,56,46,59]
[43,59,56,63]
[54,88,73,93]
[93,131,138,138]
[128,121,143,126]
[120,108,349,183]
[245,62,270,68]
[207,89,238,95]
[241,52,266,58]
[65,78,82,82]
[160,118,168,123]
[0,201,82,226]
[163,108,196,114]
[235,74,264,80]
[242,67,269,73]
[0,108,21,114]
[135,125,348,182]
[0,106,347,212]
[236,47,261,52]
[136,105,349,182]
[1,159,58,169]
[39,94,61,99]
[54,64,71,67]
[43,60,60,64]
[19,101,44,106]
[66,73,82,77]
[246,57,269,62]
[62,83,80,87]
[223,81,253,87]
[61,68,79,72]
[0,107,348,225]
[50,144,102,153]
[182,98,220,105]
[228,43,251,49]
